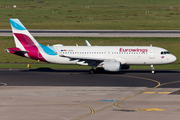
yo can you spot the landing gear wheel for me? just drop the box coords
[89,69,95,74]
[96,68,102,73]
[151,65,155,74]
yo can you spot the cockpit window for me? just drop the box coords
[164,51,170,54]
[161,51,170,55]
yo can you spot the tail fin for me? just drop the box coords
[10,19,39,49]
[9,19,47,62]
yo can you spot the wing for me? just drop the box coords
[60,54,104,61]
[60,54,127,65]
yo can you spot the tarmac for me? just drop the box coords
[0,68,180,120]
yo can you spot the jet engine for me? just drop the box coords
[102,62,130,72]
[103,62,121,72]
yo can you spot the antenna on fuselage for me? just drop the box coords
[150,44,152,47]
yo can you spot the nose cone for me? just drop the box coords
[170,55,177,63]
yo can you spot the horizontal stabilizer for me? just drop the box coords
[6,47,28,56]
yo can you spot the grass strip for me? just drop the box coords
[1,0,180,30]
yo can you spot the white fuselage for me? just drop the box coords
[39,45,176,66]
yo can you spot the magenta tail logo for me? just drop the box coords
[14,33,47,62]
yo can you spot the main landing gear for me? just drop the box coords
[89,66,103,74]
[89,69,95,74]
[151,65,155,74]
[89,65,95,74]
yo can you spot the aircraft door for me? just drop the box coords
[53,45,63,56]
[37,47,43,58]
[38,51,43,58]
[149,48,155,59]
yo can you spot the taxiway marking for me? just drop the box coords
[143,92,172,94]
[76,75,161,120]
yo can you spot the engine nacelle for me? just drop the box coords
[103,62,121,72]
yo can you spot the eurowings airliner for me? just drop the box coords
[6,19,177,74]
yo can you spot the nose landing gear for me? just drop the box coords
[151,65,155,74]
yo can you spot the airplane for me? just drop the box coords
[6,19,177,74]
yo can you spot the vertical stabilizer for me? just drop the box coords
[9,19,47,62]
[10,19,39,49]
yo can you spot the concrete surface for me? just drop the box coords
[0,69,180,120]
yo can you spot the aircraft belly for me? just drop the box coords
[43,55,77,64]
